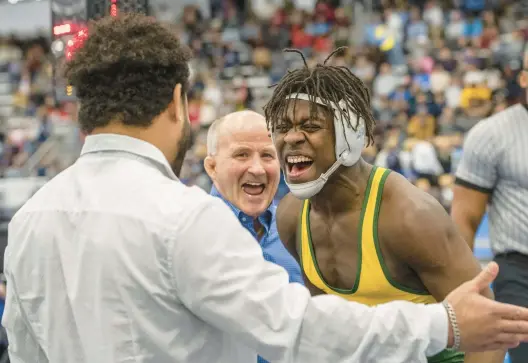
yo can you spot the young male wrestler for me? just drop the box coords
[264,49,505,363]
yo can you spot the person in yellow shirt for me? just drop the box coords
[460,81,491,109]
[407,105,436,139]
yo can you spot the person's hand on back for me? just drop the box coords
[446,262,528,352]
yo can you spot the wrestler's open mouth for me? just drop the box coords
[242,182,266,196]
[286,155,314,177]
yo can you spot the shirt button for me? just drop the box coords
[242,217,246,222]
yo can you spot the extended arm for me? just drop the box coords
[170,192,450,362]
[395,193,504,363]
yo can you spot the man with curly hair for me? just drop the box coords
[4,14,528,363]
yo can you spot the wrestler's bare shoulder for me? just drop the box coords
[381,171,450,244]
[379,170,482,300]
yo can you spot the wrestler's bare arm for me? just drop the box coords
[386,176,505,363]
[276,193,303,262]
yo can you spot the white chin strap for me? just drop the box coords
[282,93,354,200]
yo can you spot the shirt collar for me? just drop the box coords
[210,185,274,231]
[80,134,179,180]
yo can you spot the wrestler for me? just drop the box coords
[265,48,504,363]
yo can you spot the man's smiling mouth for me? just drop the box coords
[242,182,265,196]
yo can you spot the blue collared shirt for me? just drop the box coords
[210,186,303,285]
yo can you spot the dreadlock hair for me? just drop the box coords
[263,47,375,146]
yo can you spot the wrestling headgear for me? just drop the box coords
[276,93,365,200]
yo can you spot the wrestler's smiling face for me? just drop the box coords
[205,115,280,218]
[272,99,336,185]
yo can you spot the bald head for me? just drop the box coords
[207,110,267,155]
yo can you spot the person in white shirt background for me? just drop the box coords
[3,13,528,363]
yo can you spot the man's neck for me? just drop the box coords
[91,122,176,166]
[310,159,372,216]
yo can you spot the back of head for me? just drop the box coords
[64,14,192,133]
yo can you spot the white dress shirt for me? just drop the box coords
[3,134,449,363]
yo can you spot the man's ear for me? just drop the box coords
[204,155,216,181]
[171,83,183,123]
[519,72,528,89]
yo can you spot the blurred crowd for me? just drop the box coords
[175,0,528,210]
[1,0,528,210]
[0,35,79,178]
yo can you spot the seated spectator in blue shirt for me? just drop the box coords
[204,109,304,283]
[463,0,485,14]
[463,16,483,39]
[406,8,428,41]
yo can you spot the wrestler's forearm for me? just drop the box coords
[464,349,506,363]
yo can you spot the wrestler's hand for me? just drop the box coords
[445,262,528,352]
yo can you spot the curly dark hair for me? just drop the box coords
[64,13,192,133]
[263,47,375,146]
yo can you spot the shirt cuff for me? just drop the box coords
[454,176,494,194]
[425,303,449,357]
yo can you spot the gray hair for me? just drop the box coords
[206,116,227,156]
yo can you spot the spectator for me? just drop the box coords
[411,139,444,183]
[374,135,402,174]
[423,1,443,41]
[333,7,351,47]
[445,10,466,47]
[384,7,404,43]
[407,104,436,140]
[430,63,451,94]
[352,54,376,85]
[460,78,492,125]
[406,7,429,49]
[437,107,461,135]
[373,62,399,98]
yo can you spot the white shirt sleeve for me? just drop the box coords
[170,193,448,363]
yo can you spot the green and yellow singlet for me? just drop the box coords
[298,166,463,363]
